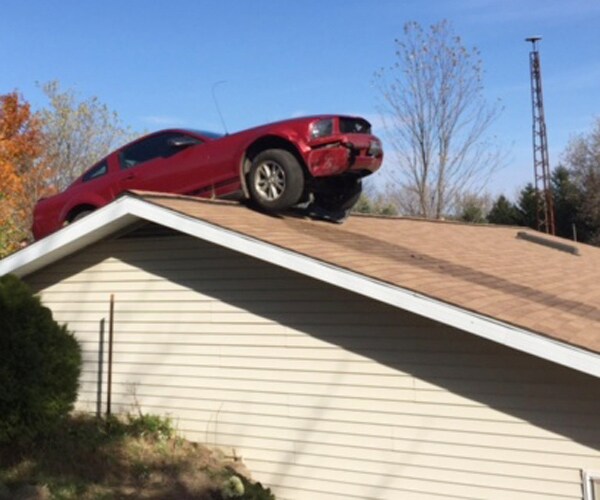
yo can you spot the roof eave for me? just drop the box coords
[1,195,599,379]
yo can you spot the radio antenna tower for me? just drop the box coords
[526,36,555,235]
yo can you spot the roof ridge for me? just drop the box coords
[125,190,240,206]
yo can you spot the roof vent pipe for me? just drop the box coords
[516,231,580,256]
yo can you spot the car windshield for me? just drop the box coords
[184,129,224,140]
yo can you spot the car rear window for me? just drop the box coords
[339,118,372,135]
[121,132,202,169]
[82,161,108,182]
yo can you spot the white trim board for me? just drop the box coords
[1,195,599,379]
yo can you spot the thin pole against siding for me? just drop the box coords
[96,318,105,417]
[106,294,115,417]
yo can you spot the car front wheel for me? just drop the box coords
[248,149,304,211]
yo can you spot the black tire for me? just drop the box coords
[314,178,362,212]
[248,149,305,211]
[71,209,94,222]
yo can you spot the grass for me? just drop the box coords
[0,413,274,500]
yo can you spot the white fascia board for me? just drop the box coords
[2,195,599,379]
[0,197,137,278]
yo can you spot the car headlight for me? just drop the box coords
[369,139,382,157]
[310,119,333,140]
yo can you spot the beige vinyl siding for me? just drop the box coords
[27,231,600,499]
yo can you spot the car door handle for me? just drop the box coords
[124,173,136,181]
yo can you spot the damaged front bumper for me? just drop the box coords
[306,135,383,177]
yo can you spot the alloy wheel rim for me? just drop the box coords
[255,161,286,201]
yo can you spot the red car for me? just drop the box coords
[32,115,383,239]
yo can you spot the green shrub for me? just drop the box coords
[0,274,81,443]
[125,413,174,440]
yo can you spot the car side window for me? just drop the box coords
[120,133,201,169]
[82,161,108,182]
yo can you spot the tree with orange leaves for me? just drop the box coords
[0,92,46,257]
[1,84,135,257]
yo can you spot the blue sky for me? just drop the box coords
[2,0,599,199]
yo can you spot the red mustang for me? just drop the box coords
[32,115,383,239]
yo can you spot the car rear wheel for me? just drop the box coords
[248,149,304,211]
[71,209,94,222]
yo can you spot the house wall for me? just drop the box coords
[26,231,600,500]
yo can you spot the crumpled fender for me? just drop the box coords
[307,145,351,177]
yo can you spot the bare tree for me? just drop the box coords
[562,117,600,244]
[375,20,503,218]
[39,81,136,191]
[455,191,493,223]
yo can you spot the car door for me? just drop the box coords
[116,132,216,195]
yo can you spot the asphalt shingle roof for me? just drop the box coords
[137,192,600,355]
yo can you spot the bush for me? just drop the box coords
[0,274,81,443]
[238,475,276,500]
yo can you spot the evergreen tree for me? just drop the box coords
[551,166,582,240]
[516,183,538,229]
[487,195,520,225]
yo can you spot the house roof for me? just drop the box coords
[2,191,599,378]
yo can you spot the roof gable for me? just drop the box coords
[1,192,599,378]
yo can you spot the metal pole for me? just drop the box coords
[106,294,115,417]
[96,318,105,417]
[526,36,556,235]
